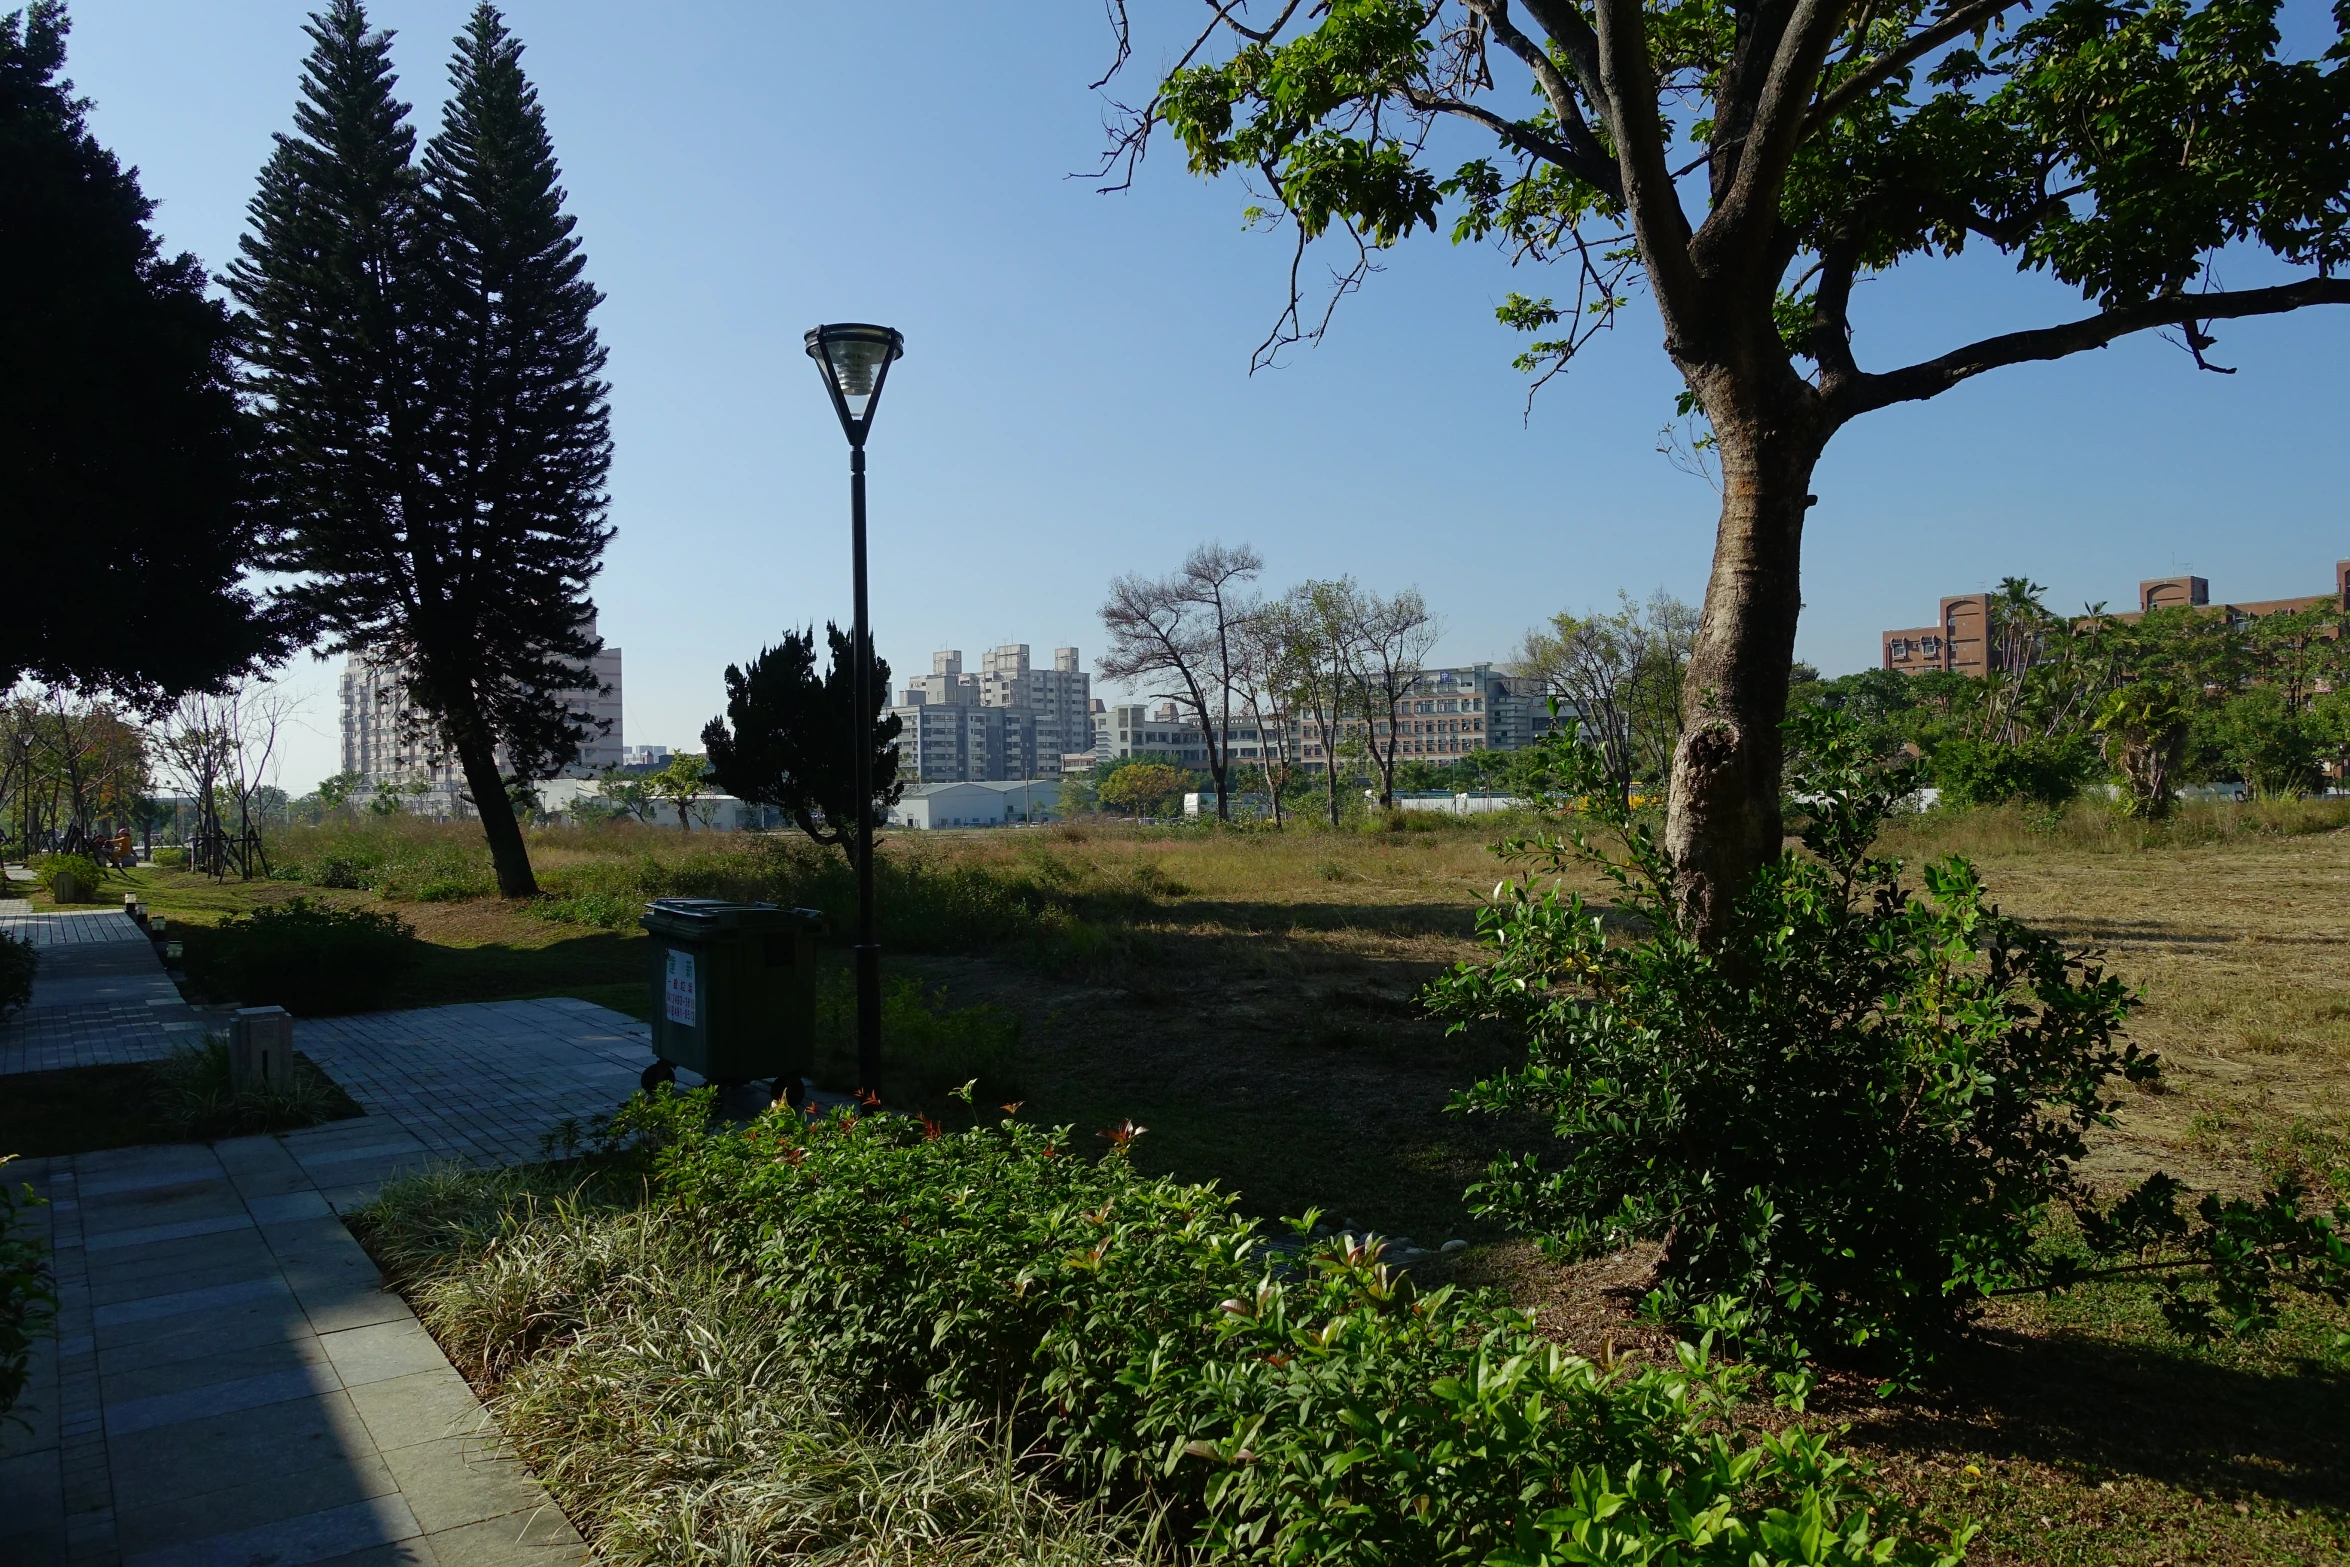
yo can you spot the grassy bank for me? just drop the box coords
[65,801,2350,1562]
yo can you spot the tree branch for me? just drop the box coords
[1515,0,1616,126]
[1464,0,1622,202]
[1803,0,2022,139]
[1589,0,1700,317]
[1400,87,1621,198]
[1710,0,1853,260]
[1809,241,1862,388]
[1842,278,2350,417]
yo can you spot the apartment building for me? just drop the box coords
[1093,703,1276,770]
[1090,663,1558,776]
[339,618,623,818]
[1321,663,1558,769]
[889,644,1092,784]
[1881,559,2350,675]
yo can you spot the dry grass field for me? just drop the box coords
[35,799,2350,1564]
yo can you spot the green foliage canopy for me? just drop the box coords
[1111,0,2349,390]
[1,2,293,702]
[701,623,903,847]
[1430,707,2349,1378]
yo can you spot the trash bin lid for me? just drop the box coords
[639,898,825,937]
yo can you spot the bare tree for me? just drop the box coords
[155,691,237,876]
[1343,589,1441,809]
[223,684,298,869]
[1277,580,1369,827]
[148,679,289,878]
[1230,600,1309,826]
[1098,543,1264,821]
[1518,591,1697,811]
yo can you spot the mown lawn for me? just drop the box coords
[26,800,2348,1563]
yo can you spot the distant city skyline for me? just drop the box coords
[56,0,2348,793]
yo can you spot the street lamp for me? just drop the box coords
[806,322,905,1103]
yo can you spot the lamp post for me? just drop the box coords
[805,322,905,1103]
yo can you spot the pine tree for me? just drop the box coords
[232,0,612,897]
[413,2,611,878]
[2,1,291,702]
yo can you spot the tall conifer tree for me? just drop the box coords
[232,0,611,897]
[2,1,291,701]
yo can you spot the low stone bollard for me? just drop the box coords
[230,1005,295,1091]
[52,872,84,904]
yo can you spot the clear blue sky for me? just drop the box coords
[56,0,2349,793]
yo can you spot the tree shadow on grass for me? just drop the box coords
[389,928,647,1011]
[1833,1315,2349,1511]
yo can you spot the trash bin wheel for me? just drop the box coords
[640,1060,677,1094]
[714,1077,777,1119]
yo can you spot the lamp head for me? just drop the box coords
[805,323,905,446]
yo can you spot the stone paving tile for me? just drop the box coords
[424,1505,586,1565]
[0,913,211,1075]
[346,1367,491,1454]
[321,1319,453,1389]
[11,1140,585,1567]
[82,1211,255,1252]
[8,964,647,1564]
[122,1491,424,1567]
[380,1435,552,1538]
[99,1333,338,1405]
[290,998,657,1169]
[0,908,149,947]
[113,1453,403,1559]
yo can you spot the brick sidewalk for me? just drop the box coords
[1,1140,584,1566]
[0,909,669,1564]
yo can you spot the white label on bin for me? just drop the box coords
[665,949,697,1026]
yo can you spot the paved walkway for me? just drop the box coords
[293,1000,651,1206]
[0,910,214,1078]
[1,904,668,1565]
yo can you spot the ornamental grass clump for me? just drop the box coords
[1429,706,2350,1384]
[363,1088,1966,1565]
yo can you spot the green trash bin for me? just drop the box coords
[639,898,826,1104]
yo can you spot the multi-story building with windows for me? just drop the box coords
[1881,561,2350,675]
[1087,663,1559,778]
[889,644,1093,784]
[1322,663,1557,769]
[339,618,623,818]
[1092,703,1275,770]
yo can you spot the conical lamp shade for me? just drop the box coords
[805,323,905,438]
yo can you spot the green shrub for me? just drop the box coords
[182,897,421,1015]
[150,845,188,869]
[1432,709,2349,1382]
[146,1037,365,1139]
[367,1094,1961,1565]
[310,852,380,889]
[356,1164,1164,1564]
[0,1158,55,1428]
[0,932,34,1016]
[812,972,1020,1105]
[35,853,104,899]
[1929,734,2096,808]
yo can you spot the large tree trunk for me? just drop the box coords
[449,721,538,898]
[1663,410,1820,946]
